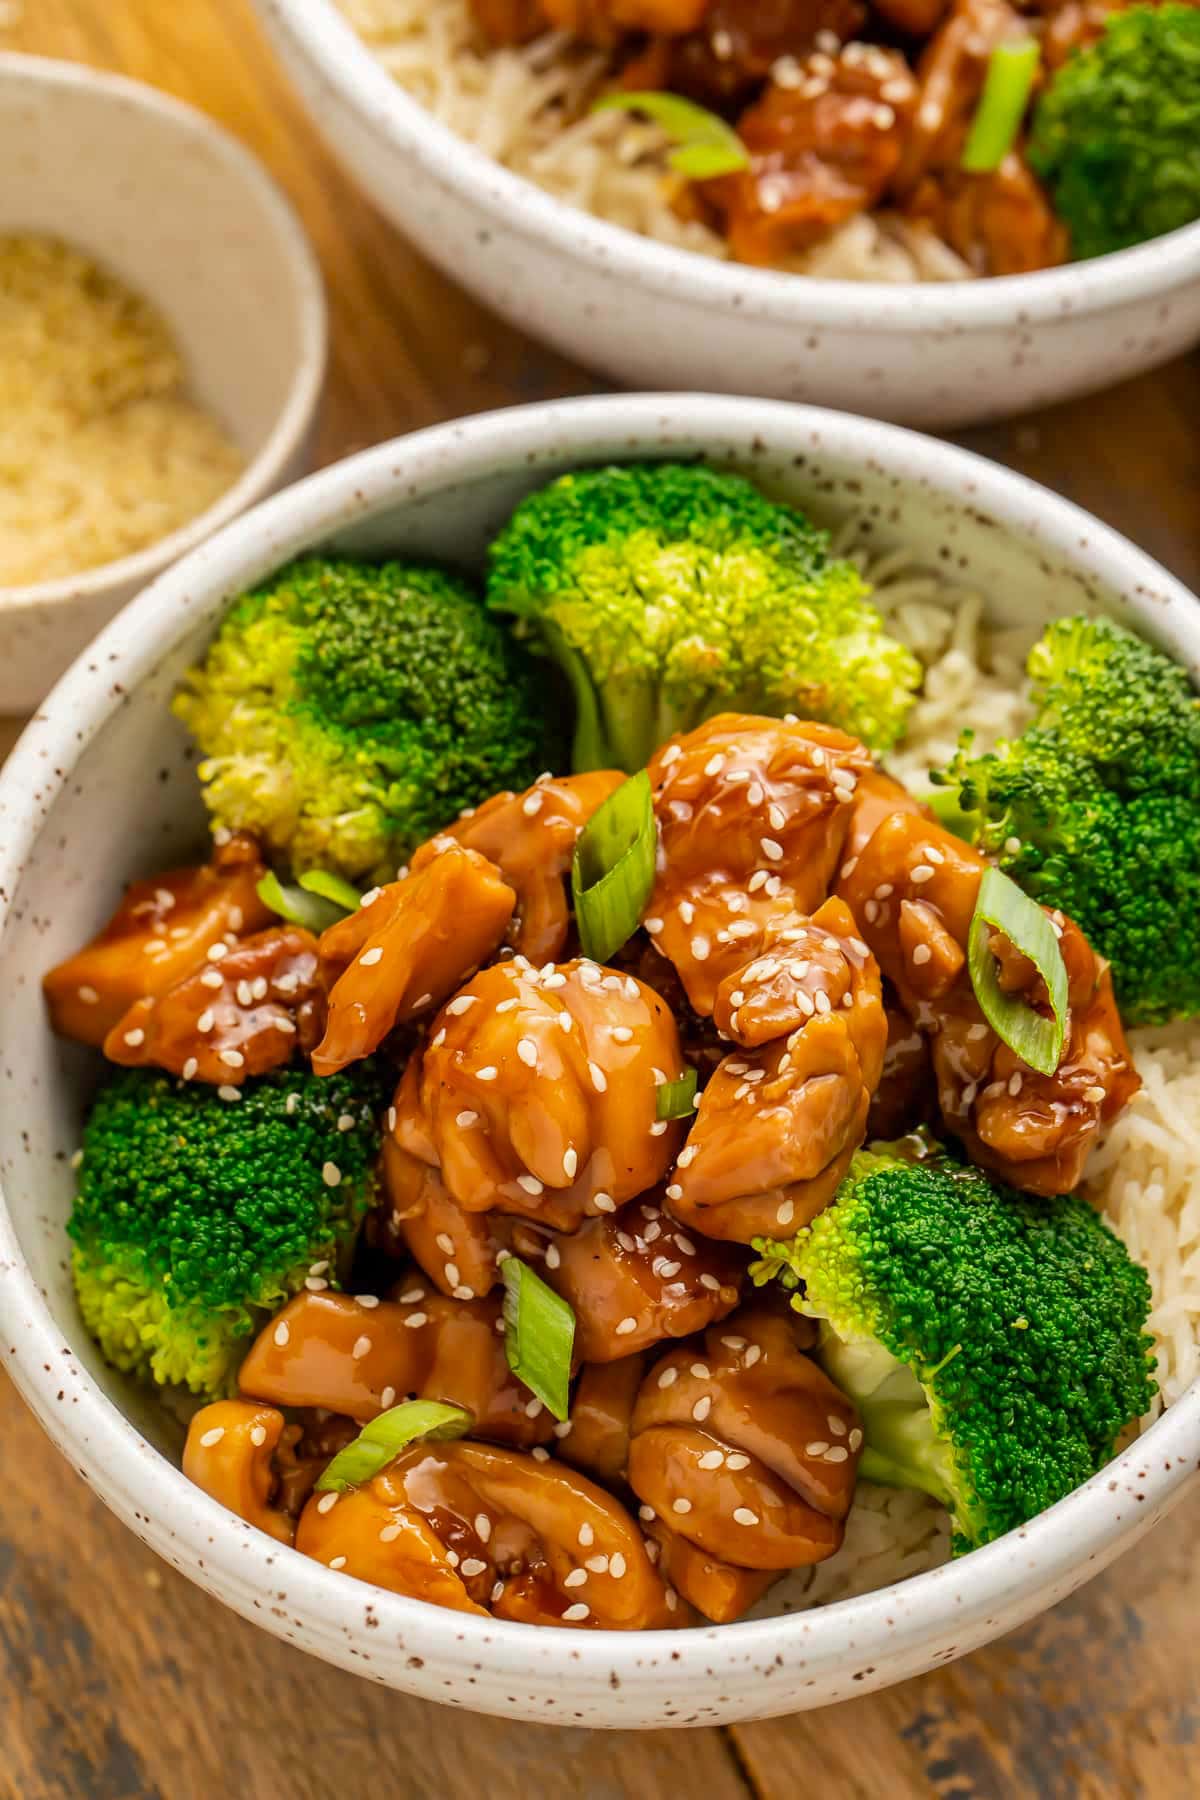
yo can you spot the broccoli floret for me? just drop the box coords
[486,462,921,771]
[752,1139,1156,1551]
[70,1064,385,1398]
[930,615,1200,1024]
[173,557,553,882]
[1029,5,1200,262]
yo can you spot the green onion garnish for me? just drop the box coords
[571,770,657,964]
[961,40,1041,174]
[501,1255,575,1423]
[314,1400,473,1494]
[656,1069,698,1120]
[592,91,750,179]
[299,869,362,913]
[967,865,1068,1076]
[257,869,358,934]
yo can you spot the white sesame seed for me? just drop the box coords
[678,899,695,925]
[461,1558,488,1578]
[577,1521,596,1549]
[672,1498,692,1515]
[725,1453,750,1470]
[692,1396,712,1422]
[554,1420,572,1439]
[912,944,933,966]
[544,1243,561,1271]
[196,1010,215,1033]
[329,1556,347,1571]
[911,864,935,884]
[522,791,544,817]
[594,1192,616,1213]
[697,1449,724,1470]
[218,1086,241,1103]
[840,859,858,881]
[475,1513,493,1543]
[517,1037,538,1068]
[690,934,710,962]
[563,1147,578,1180]
[273,1320,290,1348]
[828,1414,847,1436]
[665,1184,682,1201]
[609,1553,626,1579]
[661,744,681,766]
[445,994,477,1016]
[615,1316,638,1336]
[199,1426,225,1448]
[414,993,433,1009]
[761,837,784,862]
[77,984,99,1004]
[456,1109,479,1128]
[285,1094,299,1115]
[322,1162,342,1187]
[377,1522,403,1544]
[849,1429,864,1452]
[721,1335,747,1351]
[219,1049,245,1069]
[404,1312,428,1329]
[1005,836,1022,856]
[317,1492,339,1514]
[399,1287,425,1304]
[200,969,224,991]
[206,942,229,963]
[563,1568,588,1589]
[182,1057,198,1081]
[777,1200,795,1227]
[825,1446,849,1463]
[476,1066,498,1081]
[305,1276,328,1292]
[649,1120,669,1137]
[562,1603,590,1622]
[517,1173,544,1196]
[807,1441,830,1457]
[699,1274,720,1291]
[381,1386,397,1409]
[1084,1084,1107,1104]
[351,1335,371,1360]
[675,1235,697,1256]
[733,1508,759,1527]
[1009,1073,1024,1097]
[644,917,663,935]
[525,1396,544,1419]
[743,1346,762,1369]
[588,1061,608,1093]
[639,1505,656,1522]
[236,980,254,1007]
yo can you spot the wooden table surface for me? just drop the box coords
[3,2,1199,1795]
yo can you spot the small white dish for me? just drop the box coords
[0,394,1196,1726]
[0,52,327,713]
[251,0,1200,431]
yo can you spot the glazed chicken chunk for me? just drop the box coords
[509,1199,744,1360]
[312,841,516,1075]
[645,713,872,1015]
[239,1287,557,1449]
[393,957,688,1225]
[705,46,920,266]
[628,1307,862,1611]
[183,1399,296,1545]
[43,832,273,1046]
[105,924,324,1084]
[668,896,886,1241]
[841,811,1140,1192]
[435,771,625,965]
[296,1441,681,1628]
[380,1136,502,1300]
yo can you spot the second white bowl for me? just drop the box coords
[253,0,1200,430]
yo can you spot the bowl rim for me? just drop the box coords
[2,392,1198,1709]
[257,0,1200,331]
[0,50,328,616]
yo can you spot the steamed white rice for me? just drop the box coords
[335,0,975,283]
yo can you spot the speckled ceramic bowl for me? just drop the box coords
[250,0,1200,430]
[1,395,1197,1726]
[0,53,326,713]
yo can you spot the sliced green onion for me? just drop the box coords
[257,870,346,934]
[501,1255,575,1423]
[961,40,1041,174]
[967,865,1068,1076]
[299,869,362,913]
[592,91,749,180]
[656,1069,698,1120]
[571,769,657,964]
[314,1400,473,1494]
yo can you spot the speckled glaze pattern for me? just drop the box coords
[0,53,327,713]
[1,396,1197,1727]
[249,0,1200,431]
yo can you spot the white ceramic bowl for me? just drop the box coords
[0,52,327,714]
[250,0,1200,432]
[1,394,1197,1727]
